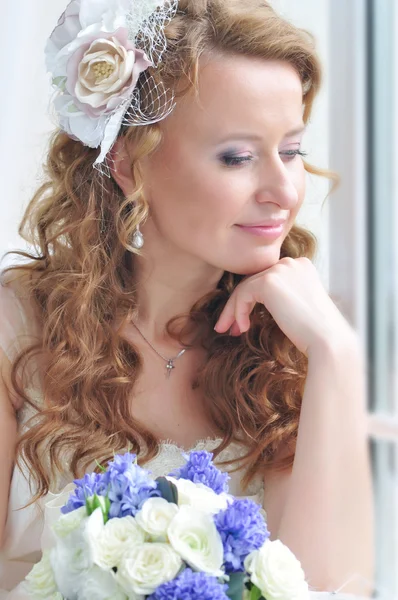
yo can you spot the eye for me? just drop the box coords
[280,149,308,161]
[220,148,308,168]
[220,154,254,167]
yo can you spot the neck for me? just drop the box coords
[130,239,224,345]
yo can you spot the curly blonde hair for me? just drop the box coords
[3,0,338,500]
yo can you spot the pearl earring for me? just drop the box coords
[131,224,144,249]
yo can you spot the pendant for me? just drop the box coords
[166,360,175,378]
[132,229,144,249]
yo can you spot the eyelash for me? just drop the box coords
[221,149,308,167]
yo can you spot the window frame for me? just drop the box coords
[329,0,398,596]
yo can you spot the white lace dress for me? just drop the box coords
[0,280,372,599]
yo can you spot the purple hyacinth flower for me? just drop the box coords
[171,450,230,494]
[61,472,107,514]
[214,498,270,572]
[148,568,229,600]
[103,452,159,518]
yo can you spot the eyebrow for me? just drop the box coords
[216,125,306,144]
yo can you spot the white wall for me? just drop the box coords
[0,1,66,264]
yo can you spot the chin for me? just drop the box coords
[227,246,283,276]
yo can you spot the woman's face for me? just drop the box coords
[139,54,307,276]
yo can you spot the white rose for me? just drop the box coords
[78,565,131,600]
[116,542,183,595]
[53,93,109,148]
[167,476,232,515]
[71,32,152,115]
[44,0,172,154]
[244,539,310,600]
[45,0,132,79]
[50,508,102,600]
[53,506,87,538]
[83,505,106,557]
[94,516,147,570]
[50,538,89,600]
[135,498,179,541]
[23,551,62,599]
[167,505,224,577]
[45,1,153,152]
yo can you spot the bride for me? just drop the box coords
[0,0,374,597]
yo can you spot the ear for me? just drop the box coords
[109,137,135,197]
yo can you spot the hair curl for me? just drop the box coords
[3,0,338,500]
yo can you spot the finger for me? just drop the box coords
[230,321,241,336]
[214,296,237,332]
[235,295,256,332]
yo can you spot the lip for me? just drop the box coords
[235,223,285,239]
[238,219,287,227]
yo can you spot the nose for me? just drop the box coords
[255,156,300,209]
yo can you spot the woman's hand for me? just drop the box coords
[214,257,357,357]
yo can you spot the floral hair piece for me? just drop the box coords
[45,0,179,177]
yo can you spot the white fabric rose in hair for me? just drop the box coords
[135,497,179,541]
[44,0,153,148]
[116,542,183,595]
[244,539,310,600]
[66,28,152,118]
[167,505,224,576]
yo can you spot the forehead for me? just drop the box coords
[163,55,304,140]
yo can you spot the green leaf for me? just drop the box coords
[102,496,111,524]
[67,103,80,113]
[52,75,66,90]
[85,494,110,523]
[155,477,179,504]
[249,584,263,600]
[226,572,246,600]
[95,460,107,473]
[85,495,94,515]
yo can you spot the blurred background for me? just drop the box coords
[0,0,396,597]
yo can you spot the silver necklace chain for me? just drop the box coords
[131,321,187,379]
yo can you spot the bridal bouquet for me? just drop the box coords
[23,450,310,600]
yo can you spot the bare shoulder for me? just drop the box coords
[0,346,18,548]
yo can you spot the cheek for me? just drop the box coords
[291,164,306,214]
[144,162,224,247]
[147,150,241,233]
